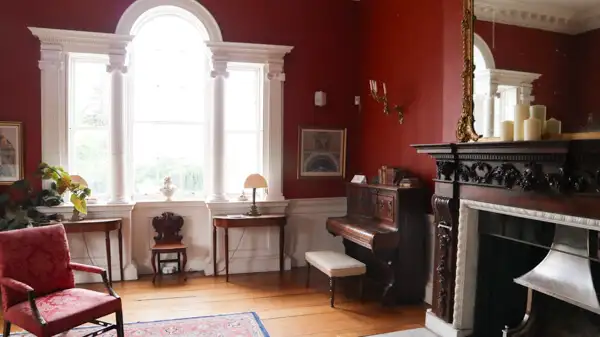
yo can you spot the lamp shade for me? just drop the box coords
[244,173,268,189]
[71,175,88,187]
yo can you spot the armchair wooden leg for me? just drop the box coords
[3,320,11,336]
[115,310,125,337]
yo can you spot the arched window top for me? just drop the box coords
[474,33,495,71]
[116,0,223,41]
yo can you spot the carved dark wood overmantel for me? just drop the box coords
[412,139,600,324]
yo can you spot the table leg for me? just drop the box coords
[225,228,229,282]
[118,225,124,282]
[105,230,113,286]
[213,225,217,277]
[279,225,285,274]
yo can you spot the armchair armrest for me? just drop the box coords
[0,277,34,293]
[69,262,105,274]
[68,262,119,298]
[0,277,46,325]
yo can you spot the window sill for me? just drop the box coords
[134,200,206,209]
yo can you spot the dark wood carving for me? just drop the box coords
[412,139,600,325]
[326,182,427,305]
[431,195,457,322]
[152,212,184,245]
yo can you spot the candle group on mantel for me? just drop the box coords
[501,104,562,142]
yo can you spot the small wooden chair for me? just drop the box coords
[151,212,187,284]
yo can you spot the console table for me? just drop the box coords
[212,214,287,281]
[61,218,124,285]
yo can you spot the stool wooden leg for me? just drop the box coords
[3,320,11,336]
[306,263,311,288]
[359,274,365,301]
[330,277,336,308]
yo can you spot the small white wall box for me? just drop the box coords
[315,91,327,107]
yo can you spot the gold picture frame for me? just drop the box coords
[457,0,480,143]
[297,127,347,179]
[0,121,24,184]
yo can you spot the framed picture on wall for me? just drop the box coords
[298,127,347,178]
[0,122,24,184]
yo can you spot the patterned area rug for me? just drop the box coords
[4,312,270,337]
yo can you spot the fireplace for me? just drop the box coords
[413,140,600,337]
[471,209,600,336]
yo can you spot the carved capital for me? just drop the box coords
[107,54,128,74]
[210,61,229,79]
[38,50,64,71]
[266,71,286,82]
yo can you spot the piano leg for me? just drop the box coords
[306,263,311,288]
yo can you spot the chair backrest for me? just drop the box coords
[152,212,184,245]
[0,224,75,311]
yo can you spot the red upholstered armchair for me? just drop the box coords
[0,224,124,337]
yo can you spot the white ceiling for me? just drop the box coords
[475,0,600,34]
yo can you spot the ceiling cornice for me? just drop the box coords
[475,0,600,35]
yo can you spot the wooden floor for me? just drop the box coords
[1,268,426,337]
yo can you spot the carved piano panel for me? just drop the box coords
[327,182,428,305]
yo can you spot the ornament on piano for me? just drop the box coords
[376,165,418,187]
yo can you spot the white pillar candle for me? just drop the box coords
[500,121,514,141]
[513,104,530,141]
[530,105,547,131]
[524,116,542,141]
[545,118,562,136]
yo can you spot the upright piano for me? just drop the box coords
[326,181,428,305]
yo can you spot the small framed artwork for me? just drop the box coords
[298,127,347,178]
[0,122,24,184]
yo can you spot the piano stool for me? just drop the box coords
[305,251,367,308]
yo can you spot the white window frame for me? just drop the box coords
[29,0,293,204]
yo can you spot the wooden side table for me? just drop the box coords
[61,218,123,285]
[212,214,287,281]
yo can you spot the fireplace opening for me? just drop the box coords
[472,211,600,337]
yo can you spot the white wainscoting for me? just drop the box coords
[41,197,347,283]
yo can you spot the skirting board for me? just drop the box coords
[367,328,439,337]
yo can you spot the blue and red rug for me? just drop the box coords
[4,312,270,337]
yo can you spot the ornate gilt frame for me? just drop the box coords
[456,0,480,142]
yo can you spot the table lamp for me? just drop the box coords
[244,173,268,216]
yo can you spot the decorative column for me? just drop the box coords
[264,62,286,201]
[107,53,128,204]
[482,83,498,138]
[208,60,229,202]
[38,47,67,170]
[519,85,535,105]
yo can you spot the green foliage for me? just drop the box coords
[0,162,91,231]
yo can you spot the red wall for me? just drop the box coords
[357,0,464,189]
[442,0,464,142]
[574,28,600,127]
[475,21,582,131]
[0,0,359,199]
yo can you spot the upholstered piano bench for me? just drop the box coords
[305,251,366,308]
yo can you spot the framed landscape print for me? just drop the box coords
[0,122,23,184]
[298,127,347,178]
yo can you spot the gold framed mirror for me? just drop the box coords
[457,0,479,143]
[458,0,600,143]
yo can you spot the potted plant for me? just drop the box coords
[38,162,91,220]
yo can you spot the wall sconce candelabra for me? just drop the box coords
[369,80,404,124]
